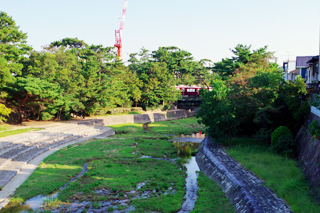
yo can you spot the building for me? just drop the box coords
[306,55,319,88]
[282,60,297,81]
[296,56,313,82]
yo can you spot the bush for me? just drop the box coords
[113,108,131,114]
[271,126,293,146]
[62,113,72,120]
[308,120,320,139]
[163,104,172,111]
[41,112,54,121]
[131,107,143,112]
[271,135,295,156]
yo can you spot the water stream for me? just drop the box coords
[171,135,203,213]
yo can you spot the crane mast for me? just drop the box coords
[114,0,128,61]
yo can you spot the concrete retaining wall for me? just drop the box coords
[79,109,195,126]
[295,112,320,202]
[196,137,291,213]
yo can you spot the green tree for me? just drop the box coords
[0,11,32,122]
[136,62,180,108]
[197,74,238,145]
[198,45,285,144]
[4,76,61,123]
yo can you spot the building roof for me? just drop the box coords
[289,69,298,74]
[296,56,313,67]
[307,55,319,64]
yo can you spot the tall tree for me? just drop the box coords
[0,11,31,121]
[198,45,286,144]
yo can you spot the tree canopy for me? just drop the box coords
[197,45,309,144]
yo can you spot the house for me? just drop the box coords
[306,55,319,88]
[296,56,313,82]
[283,60,297,82]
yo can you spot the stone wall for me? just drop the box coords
[295,112,320,202]
[196,137,291,213]
[79,109,195,126]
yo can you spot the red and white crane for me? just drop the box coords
[114,0,128,61]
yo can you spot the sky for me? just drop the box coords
[1,0,320,66]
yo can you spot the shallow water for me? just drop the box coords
[178,156,200,213]
[171,139,201,213]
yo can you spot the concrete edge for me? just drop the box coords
[196,137,263,212]
[0,127,115,209]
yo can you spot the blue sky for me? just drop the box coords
[1,0,320,65]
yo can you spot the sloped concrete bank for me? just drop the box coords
[79,109,196,126]
[295,111,320,203]
[196,137,291,213]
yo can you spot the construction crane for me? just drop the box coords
[114,0,128,61]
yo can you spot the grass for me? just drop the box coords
[6,117,229,213]
[0,128,41,138]
[191,172,234,213]
[0,124,11,131]
[224,137,320,213]
[92,110,145,117]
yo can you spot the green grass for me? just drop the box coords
[0,124,11,131]
[225,137,320,213]
[191,172,234,213]
[8,117,218,213]
[0,128,41,138]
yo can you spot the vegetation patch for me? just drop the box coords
[224,137,320,213]
[0,128,41,138]
[6,118,222,213]
[191,172,234,213]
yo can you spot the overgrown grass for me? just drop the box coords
[191,172,234,213]
[8,117,216,213]
[0,124,11,131]
[225,137,320,213]
[0,128,41,138]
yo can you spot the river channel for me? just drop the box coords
[1,132,204,213]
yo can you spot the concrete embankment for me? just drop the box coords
[79,109,196,126]
[295,110,320,203]
[196,137,291,213]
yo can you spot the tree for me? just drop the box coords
[4,76,61,123]
[0,11,32,122]
[136,62,180,108]
[151,47,197,85]
[197,74,238,145]
[0,11,32,75]
[198,45,286,144]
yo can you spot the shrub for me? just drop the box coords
[271,135,295,156]
[271,126,293,146]
[62,113,72,120]
[131,107,143,112]
[163,104,172,111]
[113,108,131,114]
[41,112,54,121]
[308,120,320,139]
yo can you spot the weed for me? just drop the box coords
[91,201,100,209]
[107,206,115,212]
[42,197,63,209]
[192,172,234,213]
[116,204,129,210]
[0,128,41,138]
[225,137,320,213]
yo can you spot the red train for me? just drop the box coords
[175,85,212,97]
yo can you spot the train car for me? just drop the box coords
[175,85,212,98]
